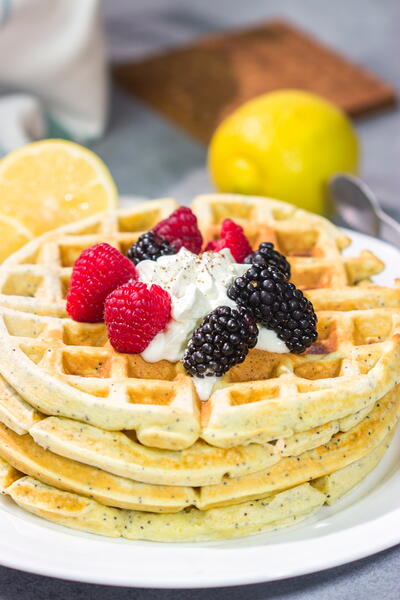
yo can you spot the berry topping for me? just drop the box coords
[183,306,258,378]
[245,242,291,279]
[127,231,177,264]
[153,206,202,254]
[205,219,252,263]
[104,281,171,354]
[228,265,317,354]
[66,243,137,323]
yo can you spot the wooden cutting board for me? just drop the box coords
[114,19,396,143]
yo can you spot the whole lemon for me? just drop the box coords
[208,90,359,215]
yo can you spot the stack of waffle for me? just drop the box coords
[0,195,398,542]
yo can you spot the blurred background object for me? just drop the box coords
[208,90,359,215]
[96,0,400,218]
[114,19,395,144]
[0,0,107,154]
[329,173,400,247]
[111,11,397,216]
[0,139,117,236]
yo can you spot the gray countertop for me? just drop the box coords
[0,543,398,599]
[1,0,399,596]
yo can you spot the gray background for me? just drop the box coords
[1,0,400,597]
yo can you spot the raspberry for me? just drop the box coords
[66,243,137,323]
[153,206,202,254]
[205,219,252,263]
[104,281,171,353]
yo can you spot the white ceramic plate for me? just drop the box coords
[0,228,399,588]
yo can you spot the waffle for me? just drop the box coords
[0,194,387,451]
[1,423,395,541]
[0,192,398,541]
[0,386,397,514]
[313,427,396,505]
[4,477,326,541]
[0,195,382,318]
[0,371,384,492]
[0,363,375,461]
[25,396,382,487]
[0,373,43,435]
[197,387,399,509]
[0,199,179,317]
[0,422,197,513]
[202,301,400,447]
[192,194,383,290]
[0,283,398,451]
[0,456,20,489]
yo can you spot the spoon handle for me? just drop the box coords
[329,174,400,249]
[375,207,400,248]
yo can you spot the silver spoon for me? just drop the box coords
[329,173,400,248]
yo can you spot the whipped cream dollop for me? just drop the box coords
[137,247,289,399]
[137,248,246,362]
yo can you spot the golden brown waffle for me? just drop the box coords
[0,375,397,539]
[0,194,387,450]
[313,427,396,505]
[0,308,200,450]
[0,199,178,317]
[0,373,43,435]
[4,477,326,541]
[192,194,383,289]
[0,368,385,490]
[2,423,395,541]
[0,386,397,513]
[0,283,399,450]
[0,194,382,317]
[0,456,20,489]
[198,387,399,509]
[0,423,197,513]
[202,300,400,447]
[0,193,398,542]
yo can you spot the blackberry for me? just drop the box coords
[183,306,258,378]
[245,242,291,279]
[127,231,177,264]
[227,265,317,354]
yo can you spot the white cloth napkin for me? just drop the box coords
[0,0,108,155]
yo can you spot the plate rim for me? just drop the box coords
[0,496,399,588]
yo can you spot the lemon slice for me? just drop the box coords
[0,139,118,236]
[0,214,32,262]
